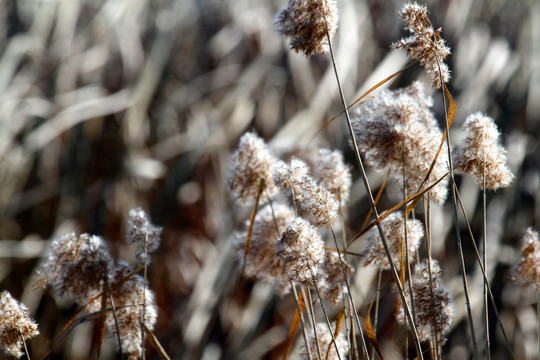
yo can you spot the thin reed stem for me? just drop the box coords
[19,330,31,360]
[454,186,515,359]
[537,286,540,358]
[291,282,314,360]
[105,275,125,359]
[445,112,479,360]
[309,265,343,360]
[305,289,324,360]
[483,165,491,360]
[329,229,370,359]
[141,233,148,360]
[322,12,424,360]
[403,151,418,334]
[369,267,382,360]
[433,45,479,359]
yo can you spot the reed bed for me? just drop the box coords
[0,0,538,359]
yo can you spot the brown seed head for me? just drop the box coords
[361,212,424,270]
[36,232,113,305]
[299,322,348,360]
[274,0,338,56]
[232,203,296,292]
[126,207,162,265]
[315,148,352,205]
[275,217,325,285]
[511,228,540,287]
[452,112,514,190]
[392,3,451,88]
[274,158,339,226]
[319,250,353,305]
[397,260,454,345]
[352,81,449,203]
[0,291,39,358]
[95,262,157,359]
[227,132,278,206]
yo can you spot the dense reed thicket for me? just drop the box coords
[0,0,538,359]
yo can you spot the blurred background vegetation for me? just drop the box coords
[0,0,538,359]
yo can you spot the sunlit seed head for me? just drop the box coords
[275,0,338,56]
[453,112,514,190]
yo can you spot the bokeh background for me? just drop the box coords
[0,0,539,359]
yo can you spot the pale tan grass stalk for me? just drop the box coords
[291,283,314,360]
[0,291,39,359]
[309,265,343,360]
[322,10,424,358]
[104,276,125,359]
[304,289,323,360]
[483,169,490,360]
[329,228,370,359]
[454,188,516,359]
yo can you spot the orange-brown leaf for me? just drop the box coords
[365,301,384,359]
[145,324,172,360]
[283,291,306,360]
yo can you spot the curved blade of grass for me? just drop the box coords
[283,290,306,360]
[365,300,384,360]
[144,324,172,360]
[310,62,417,143]
[95,287,108,359]
[454,187,515,359]
[346,172,449,251]
[406,84,456,219]
[360,170,390,232]
[239,179,264,282]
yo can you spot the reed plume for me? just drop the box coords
[227,132,279,206]
[453,112,514,190]
[274,0,338,56]
[351,81,449,203]
[393,2,451,88]
[0,291,39,358]
[397,260,454,345]
[360,211,424,270]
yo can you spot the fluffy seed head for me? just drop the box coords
[274,158,339,226]
[319,250,353,305]
[299,322,348,360]
[351,81,448,203]
[0,291,39,358]
[274,0,338,56]
[86,262,157,359]
[392,3,451,88]
[126,207,162,265]
[397,260,454,345]
[227,132,278,206]
[315,148,352,205]
[36,232,113,305]
[452,113,514,190]
[511,228,540,287]
[232,203,296,291]
[275,217,325,285]
[361,212,424,270]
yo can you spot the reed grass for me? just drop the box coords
[0,0,537,359]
